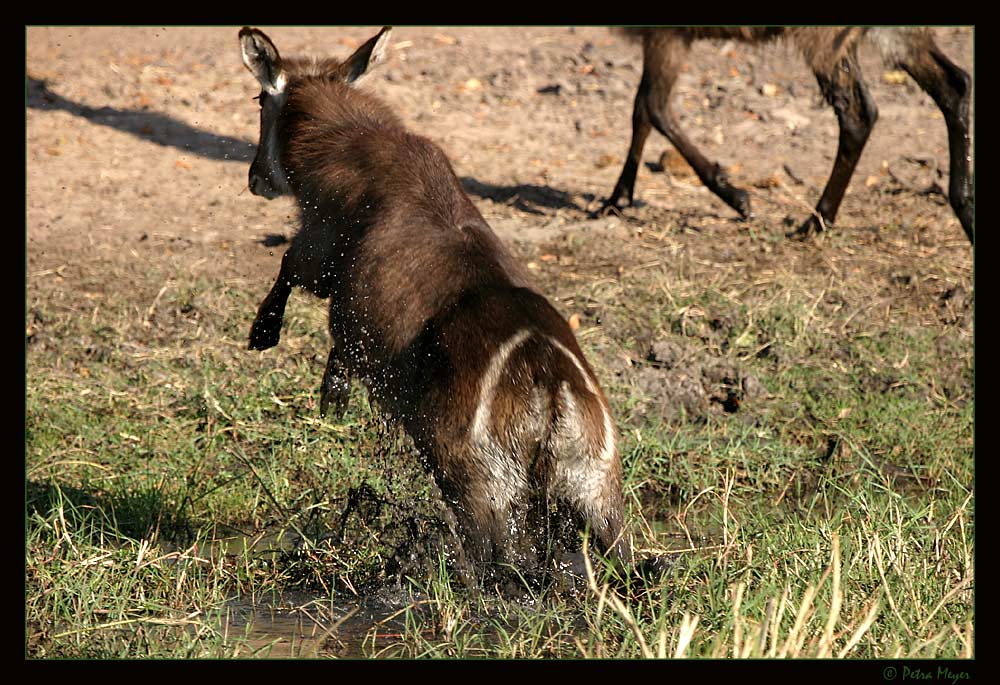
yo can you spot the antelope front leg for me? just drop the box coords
[320,346,351,418]
[248,250,298,350]
[248,277,291,350]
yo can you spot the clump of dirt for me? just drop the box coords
[937,284,973,328]
[620,337,771,424]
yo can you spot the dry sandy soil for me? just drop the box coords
[27,25,972,276]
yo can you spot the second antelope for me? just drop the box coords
[603,27,973,244]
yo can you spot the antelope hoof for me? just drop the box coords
[717,184,752,220]
[636,553,683,580]
[732,189,752,220]
[597,196,630,218]
[788,214,824,240]
[248,316,282,350]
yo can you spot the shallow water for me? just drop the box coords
[210,515,727,658]
[220,590,418,658]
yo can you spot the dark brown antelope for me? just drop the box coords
[603,27,973,244]
[239,26,638,587]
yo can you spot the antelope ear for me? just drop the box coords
[240,27,287,95]
[340,26,393,84]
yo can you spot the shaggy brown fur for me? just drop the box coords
[239,27,634,587]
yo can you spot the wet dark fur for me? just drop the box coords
[240,28,637,588]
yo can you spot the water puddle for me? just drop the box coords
[210,518,726,658]
[189,527,418,657]
[220,590,418,658]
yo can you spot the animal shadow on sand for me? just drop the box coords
[460,177,592,217]
[27,76,256,164]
